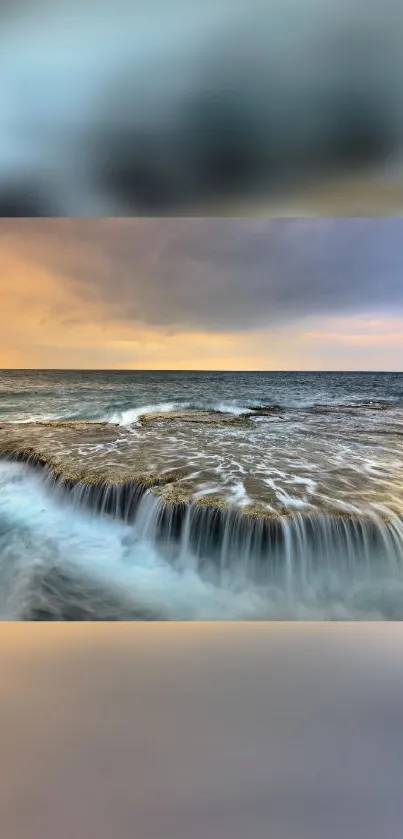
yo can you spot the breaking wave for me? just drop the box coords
[99,398,400,427]
[107,402,178,426]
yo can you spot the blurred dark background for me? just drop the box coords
[1,0,403,216]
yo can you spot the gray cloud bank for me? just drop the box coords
[1,218,403,331]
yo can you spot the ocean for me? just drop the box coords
[1,369,403,620]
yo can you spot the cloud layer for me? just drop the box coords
[0,218,402,369]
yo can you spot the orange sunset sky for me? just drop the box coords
[1,218,402,370]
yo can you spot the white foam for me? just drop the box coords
[107,402,178,426]
[0,461,273,620]
[215,402,251,415]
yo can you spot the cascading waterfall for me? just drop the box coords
[4,450,403,606]
[134,491,403,593]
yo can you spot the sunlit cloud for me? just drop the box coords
[0,218,402,370]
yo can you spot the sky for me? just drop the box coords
[0,217,402,370]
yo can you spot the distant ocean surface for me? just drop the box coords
[1,369,403,424]
[1,369,403,621]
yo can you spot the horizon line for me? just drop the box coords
[1,368,402,375]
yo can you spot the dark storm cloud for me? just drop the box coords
[1,218,403,331]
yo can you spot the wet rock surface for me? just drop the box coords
[0,406,403,520]
[138,409,249,426]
